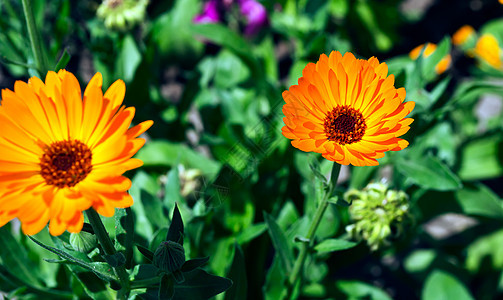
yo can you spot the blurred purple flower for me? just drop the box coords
[194,0,220,24]
[238,0,268,35]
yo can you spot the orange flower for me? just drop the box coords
[474,34,502,69]
[452,25,475,46]
[409,43,451,74]
[282,51,415,166]
[0,70,153,235]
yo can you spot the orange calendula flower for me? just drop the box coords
[0,70,153,236]
[409,43,451,74]
[452,25,475,46]
[282,51,415,166]
[474,34,502,69]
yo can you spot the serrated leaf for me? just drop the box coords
[115,207,134,268]
[264,212,294,274]
[314,239,357,254]
[395,156,462,191]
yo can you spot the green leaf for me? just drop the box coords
[0,227,41,286]
[264,212,294,274]
[235,223,267,244]
[422,270,474,300]
[191,23,250,61]
[314,239,357,254]
[404,249,437,273]
[160,274,175,300]
[28,236,116,282]
[466,229,503,272]
[116,34,141,82]
[395,155,462,191]
[104,252,126,268]
[336,280,392,300]
[136,244,154,262]
[225,244,247,300]
[54,48,70,72]
[180,257,210,273]
[214,50,250,88]
[115,207,134,268]
[422,37,450,80]
[167,203,185,245]
[455,183,503,219]
[173,269,232,299]
[458,135,503,181]
[136,140,221,178]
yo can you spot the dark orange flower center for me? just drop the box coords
[40,140,93,188]
[324,105,366,145]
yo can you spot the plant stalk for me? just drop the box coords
[21,0,49,75]
[85,209,130,299]
[283,163,341,300]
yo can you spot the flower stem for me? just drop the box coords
[21,0,49,75]
[283,163,341,300]
[85,209,130,299]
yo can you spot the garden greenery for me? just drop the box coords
[1,0,503,299]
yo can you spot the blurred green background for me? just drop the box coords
[2,0,503,299]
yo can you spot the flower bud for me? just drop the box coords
[345,182,413,251]
[153,241,186,273]
[97,0,148,30]
[69,231,98,253]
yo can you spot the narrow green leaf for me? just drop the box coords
[235,223,267,244]
[167,203,184,245]
[54,48,70,72]
[29,236,116,282]
[422,270,474,300]
[116,34,142,82]
[263,212,294,274]
[314,239,358,254]
[173,269,232,299]
[159,274,175,300]
[180,257,210,273]
[395,156,462,191]
[137,244,154,262]
[225,244,247,300]
[0,227,40,286]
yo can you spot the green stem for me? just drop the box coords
[283,163,341,300]
[85,209,130,299]
[21,0,49,75]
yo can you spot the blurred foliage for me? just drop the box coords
[1,0,503,299]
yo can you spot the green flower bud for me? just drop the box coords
[97,0,149,30]
[69,231,98,253]
[153,241,186,273]
[345,182,413,251]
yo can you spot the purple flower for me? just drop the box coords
[194,0,220,24]
[238,0,268,35]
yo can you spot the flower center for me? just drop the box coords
[40,140,93,188]
[324,105,366,145]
